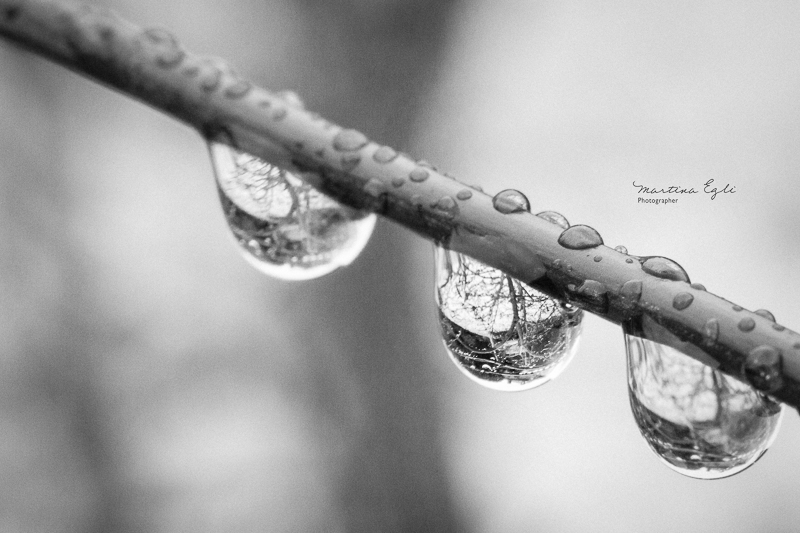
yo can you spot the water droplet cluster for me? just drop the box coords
[625,316,782,479]
[209,141,375,280]
[435,247,583,391]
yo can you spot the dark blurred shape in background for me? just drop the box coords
[0,0,463,531]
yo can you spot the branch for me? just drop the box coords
[2,0,799,410]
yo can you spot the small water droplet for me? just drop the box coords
[536,211,570,229]
[690,283,706,291]
[333,129,368,152]
[208,141,376,280]
[271,107,288,121]
[733,305,743,312]
[391,177,405,188]
[557,225,603,250]
[754,309,776,322]
[577,280,608,311]
[276,90,304,108]
[620,280,643,303]
[341,153,361,171]
[703,318,719,344]
[614,245,629,254]
[593,256,602,262]
[435,247,583,391]
[773,324,785,332]
[199,67,222,92]
[492,189,531,214]
[409,168,429,182]
[641,257,690,283]
[626,258,634,264]
[470,184,484,193]
[738,317,756,332]
[456,189,473,201]
[224,80,252,99]
[373,146,398,164]
[363,178,387,197]
[672,292,694,310]
[433,196,458,218]
[625,316,782,479]
[744,346,784,393]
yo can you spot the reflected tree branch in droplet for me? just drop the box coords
[2,0,800,410]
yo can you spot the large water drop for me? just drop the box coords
[536,210,570,229]
[641,256,690,283]
[435,247,583,390]
[209,141,376,280]
[492,189,531,214]
[557,225,603,250]
[625,316,783,479]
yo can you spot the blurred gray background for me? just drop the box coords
[2,0,800,531]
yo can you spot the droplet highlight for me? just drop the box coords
[702,318,719,344]
[208,141,376,280]
[492,189,531,215]
[536,211,570,230]
[625,316,783,479]
[641,257,690,283]
[435,247,583,391]
[614,245,629,254]
[557,225,603,250]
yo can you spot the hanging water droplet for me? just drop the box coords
[536,210,570,229]
[641,257,690,283]
[557,225,603,250]
[208,141,376,280]
[492,189,531,214]
[614,245,629,254]
[625,316,783,479]
[435,247,583,391]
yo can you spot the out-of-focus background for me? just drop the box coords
[2,0,800,531]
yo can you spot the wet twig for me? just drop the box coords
[1,0,799,409]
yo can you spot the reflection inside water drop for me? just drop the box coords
[624,316,782,479]
[435,247,583,391]
[208,141,376,280]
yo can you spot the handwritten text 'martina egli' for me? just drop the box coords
[632,179,736,201]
